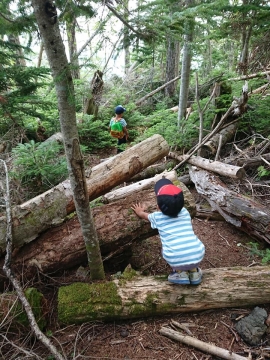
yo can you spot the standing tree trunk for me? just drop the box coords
[165,38,180,97]
[83,70,104,118]
[123,0,131,73]
[177,0,194,128]
[66,15,80,79]
[31,0,104,280]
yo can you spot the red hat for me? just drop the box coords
[154,179,184,216]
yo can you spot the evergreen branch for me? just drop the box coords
[0,11,15,23]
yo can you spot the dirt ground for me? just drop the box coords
[34,217,269,360]
[2,151,270,360]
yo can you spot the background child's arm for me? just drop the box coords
[131,203,149,221]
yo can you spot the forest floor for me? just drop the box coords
[3,149,270,360]
[36,210,270,360]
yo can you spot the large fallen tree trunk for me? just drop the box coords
[0,134,169,254]
[169,153,246,179]
[189,166,270,244]
[200,123,239,157]
[57,265,270,324]
[0,172,195,284]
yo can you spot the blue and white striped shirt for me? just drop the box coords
[148,207,205,268]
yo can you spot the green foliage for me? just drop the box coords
[247,242,270,265]
[77,116,114,151]
[12,288,46,330]
[10,140,68,195]
[0,39,54,139]
[241,94,270,137]
[131,108,198,149]
[257,165,270,179]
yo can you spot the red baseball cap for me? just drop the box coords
[154,179,184,216]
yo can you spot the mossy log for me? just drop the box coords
[0,134,169,254]
[57,265,270,325]
[0,173,195,283]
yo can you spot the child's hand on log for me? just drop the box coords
[131,203,149,221]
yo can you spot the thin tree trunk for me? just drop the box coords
[177,0,194,128]
[165,37,180,97]
[37,41,44,67]
[66,16,80,79]
[31,0,104,280]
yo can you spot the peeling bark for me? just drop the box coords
[57,265,270,324]
[189,166,270,243]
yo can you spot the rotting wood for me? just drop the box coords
[159,327,248,360]
[0,174,195,282]
[57,265,270,324]
[201,123,239,157]
[0,134,169,254]
[169,153,246,179]
[189,165,270,244]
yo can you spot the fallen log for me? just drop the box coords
[169,153,246,179]
[129,160,177,182]
[200,123,239,157]
[232,152,270,168]
[159,327,248,360]
[103,170,195,204]
[57,265,270,324]
[189,166,270,244]
[0,134,169,254]
[0,173,195,283]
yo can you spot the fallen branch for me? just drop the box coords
[136,75,181,105]
[159,327,248,360]
[228,71,270,81]
[0,159,66,360]
[173,105,234,171]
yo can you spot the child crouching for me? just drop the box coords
[131,178,205,285]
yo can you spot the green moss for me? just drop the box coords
[58,282,123,324]
[11,288,46,330]
[122,266,137,279]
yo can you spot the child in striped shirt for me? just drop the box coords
[131,178,205,285]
